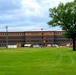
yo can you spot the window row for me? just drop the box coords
[0,33,24,35]
[0,41,25,43]
[0,36,25,39]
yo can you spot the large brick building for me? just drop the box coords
[0,31,72,47]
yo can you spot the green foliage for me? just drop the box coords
[48,0,76,35]
[64,28,76,38]
[0,48,76,75]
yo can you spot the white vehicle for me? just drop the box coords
[33,45,39,48]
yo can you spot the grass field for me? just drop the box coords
[0,47,76,75]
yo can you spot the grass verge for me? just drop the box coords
[0,47,76,75]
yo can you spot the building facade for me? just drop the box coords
[0,31,72,47]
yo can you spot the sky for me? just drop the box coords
[0,0,74,32]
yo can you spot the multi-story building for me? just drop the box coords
[0,31,72,47]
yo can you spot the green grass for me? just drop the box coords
[0,47,76,75]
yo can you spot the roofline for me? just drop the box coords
[0,30,65,33]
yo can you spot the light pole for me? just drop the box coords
[6,26,8,48]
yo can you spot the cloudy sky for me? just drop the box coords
[0,0,74,31]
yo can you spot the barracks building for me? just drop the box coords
[0,31,72,47]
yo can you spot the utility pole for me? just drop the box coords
[6,26,8,48]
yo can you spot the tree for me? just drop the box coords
[48,0,76,51]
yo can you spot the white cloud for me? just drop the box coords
[0,0,74,31]
[21,0,46,17]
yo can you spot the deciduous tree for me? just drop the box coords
[48,0,76,50]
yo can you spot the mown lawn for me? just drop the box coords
[0,47,76,75]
